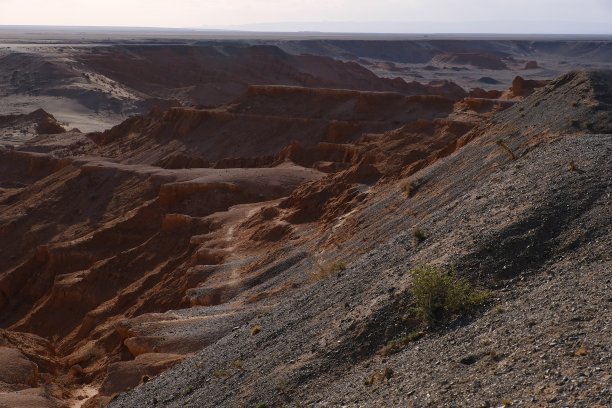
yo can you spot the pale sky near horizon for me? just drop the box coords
[0,0,611,33]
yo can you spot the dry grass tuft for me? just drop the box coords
[575,347,588,357]
[311,261,346,282]
[231,360,244,370]
[364,367,393,386]
[212,369,233,379]
[250,325,262,336]
[496,140,517,160]
[401,181,413,198]
[378,331,425,356]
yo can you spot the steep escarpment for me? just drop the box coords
[0,147,325,405]
[108,71,611,407]
[89,86,464,167]
[0,69,610,408]
[77,44,464,108]
[277,39,612,109]
[3,42,470,137]
[0,59,483,406]
[499,70,612,134]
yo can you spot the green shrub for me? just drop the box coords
[409,265,489,324]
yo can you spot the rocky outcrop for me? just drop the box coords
[0,347,39,387]
[90,86,459,167]
[0,109,65,136]
[0,331,61,407]
[510,75,550,97]
[99,353,185,397]
[468,88,503,99]
[77,44,462,107]
[431,52,509,70]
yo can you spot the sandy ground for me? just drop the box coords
[0,44,141,133]
[0,94,128,132]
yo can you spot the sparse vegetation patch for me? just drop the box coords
[401,181,413,198]
[231,360,244,370]
[412,227,428,244]
[275,379,292,396]
[212,369,233,379]
[364,367,393,387]
[575,347,588,357]
[409,265,490,324]
[311,260,346,282]
[379,331,425,356]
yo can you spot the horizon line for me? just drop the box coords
[1,25,611,37]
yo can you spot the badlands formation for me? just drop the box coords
[0,33,610,407]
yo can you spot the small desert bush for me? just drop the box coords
[412,227,428,243]
[275,379,291,395]
[364,367,393,386]
[212,369,233,379]
[401,181,413,198]
[231,360,244,370]
[311,260,346,281]
[575,347,588,357]
[250,325,262,336]
[409,265,489,324]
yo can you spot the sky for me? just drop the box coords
[0,0,611,33]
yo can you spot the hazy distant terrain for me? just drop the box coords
[1,28,611,132]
